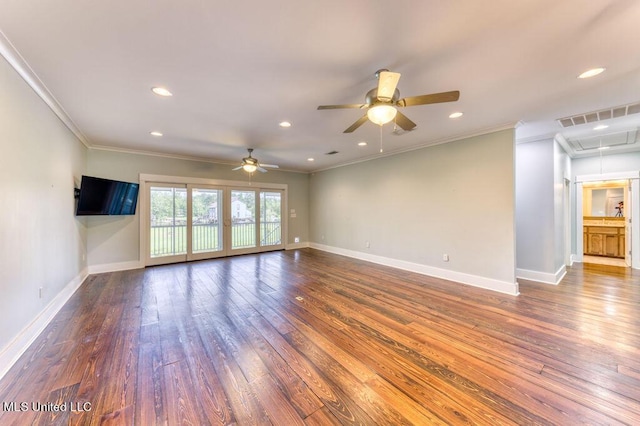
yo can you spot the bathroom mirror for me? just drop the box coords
[588,187,624,217]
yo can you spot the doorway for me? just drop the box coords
[575,172,640,269]
[582,180,628,266]
[139,174,287,266]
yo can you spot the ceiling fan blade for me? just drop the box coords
[395,111,417,131]
[398,90,460,107]
[257,167,268,173]
[344,114,369,133]
[261,164,279,168]
[318,104,366,110]
[377,71,401,101]
[232,166,242,171]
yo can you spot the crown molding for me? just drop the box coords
[89,144,308,174]
[311,122,519,173]
[0,29,90,148]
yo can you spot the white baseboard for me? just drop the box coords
[0,267,89,382]
[88,260,143,274]
[516,264,566,285]
[285,241,310,250]
[310,243,519,295]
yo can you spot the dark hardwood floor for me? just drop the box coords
[1,249,639,425]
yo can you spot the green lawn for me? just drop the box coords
[150,223,280,257]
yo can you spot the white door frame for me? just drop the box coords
[575,171,640,269]
[564,178,571,266]
[139,174,288,266]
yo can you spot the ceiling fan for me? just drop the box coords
[318,69,460,133]
[232,148,279,173]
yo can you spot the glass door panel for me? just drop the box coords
[260,191,282,247]
[149,185,187,263]
[191,187,224,257]
[231,189,257,250]
[145,182,285,266]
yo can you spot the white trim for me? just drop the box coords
[286,241,310,250]
[631,179,640,269]
[0,29,90,147]
[139,173,288,190]
[310,243,519,296]
[91,145,307,174]
[0,268,89,381]
[516,265,566,285]
[576,171,640,183]
[88,260,143,274]
[576,181,584,263]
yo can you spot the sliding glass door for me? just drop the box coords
[149,184,187,264]
[145,182,284,265]
[190,186,224,260]
[230,189,257,253]
[260,191,282,247]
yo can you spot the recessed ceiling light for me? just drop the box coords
[578,68,605,79]
[151,87,173,97]
[358,141,367,146]
[593,124,609,130]
[279,121,292,128]
[307,158,314,162]
[449,112,463,119]
[150,131,163,137]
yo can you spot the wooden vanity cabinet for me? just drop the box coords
[583,217,625,258]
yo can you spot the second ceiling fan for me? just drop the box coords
[318,69,460,133]
[232,148,279,174]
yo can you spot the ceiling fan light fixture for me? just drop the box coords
[367,104,397,125]
[242,163,257,173]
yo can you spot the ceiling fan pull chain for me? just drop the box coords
[380,124,384,153]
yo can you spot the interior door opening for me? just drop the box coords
[581,180,630,267]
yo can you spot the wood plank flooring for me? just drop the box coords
[0,248,639,425]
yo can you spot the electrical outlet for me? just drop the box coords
[365,241,370,248]
[294,237,300,243]
[443,254,449,262]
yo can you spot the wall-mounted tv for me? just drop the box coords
[75,175,139,216]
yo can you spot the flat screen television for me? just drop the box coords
[75,175,139,216]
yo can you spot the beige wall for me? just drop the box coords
[0,55,87,355]
[309,129,517,293]
[86,149,309,269]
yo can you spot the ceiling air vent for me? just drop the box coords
[557,101,640,128]
[629,103,640,115]
[325,150,339,155]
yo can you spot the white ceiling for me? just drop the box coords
[1,0,639,172]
